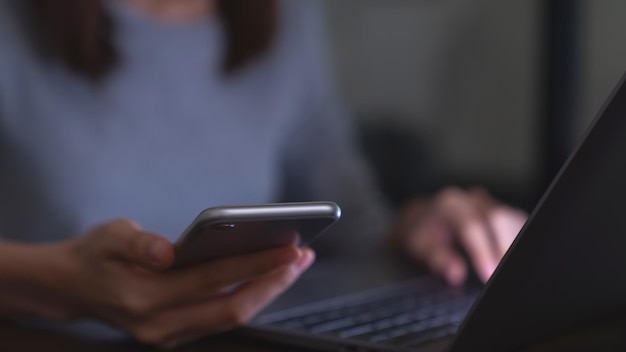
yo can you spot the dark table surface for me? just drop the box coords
[5,250,626,352]
[0,322,311,352]
[5,316,626,352]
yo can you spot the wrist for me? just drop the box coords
[0,240,83,321]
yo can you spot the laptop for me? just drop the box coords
[236,73,626,351]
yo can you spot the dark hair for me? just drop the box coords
[24,0,278,81]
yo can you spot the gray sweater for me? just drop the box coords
[0,0,390,338]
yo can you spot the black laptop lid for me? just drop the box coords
[448,74,626,352]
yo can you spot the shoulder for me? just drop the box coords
[0,0,29,61]
[276,0,325,50]
[271,1,332,85]
[0,1,30,79]
[0,0,33,106]
[279,0,322,24]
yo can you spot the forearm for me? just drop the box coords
[0,241,79,321]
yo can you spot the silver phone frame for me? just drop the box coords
[175,201,341,245]
[172,202,341,268]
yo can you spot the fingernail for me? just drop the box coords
[490,261,499,276]
[294,249,315,272]
[445,263,466,287]
[479,262,497,283]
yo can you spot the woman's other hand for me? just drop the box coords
[388,187,527,286]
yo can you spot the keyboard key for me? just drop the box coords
[255,277,480,349]
[338,324,375,338]
[310,317,356,334]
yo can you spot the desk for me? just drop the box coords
[4,318,626,352]
[0,322,316,352]
[5,253,626,351]
[0,321,456,352]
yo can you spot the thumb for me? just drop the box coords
[96,219,174,271]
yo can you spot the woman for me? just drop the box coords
[0,0,526,348]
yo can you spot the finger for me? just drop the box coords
[485,206,527,257]
[201,248,314,328]
[96,219,174,271]
[469,188,527,257]
[468,187,504,255]
[141,249,315,345]
[407,215,467,286]
[156,245,303,304]
[429,247,467,287]
[434,188,498,283]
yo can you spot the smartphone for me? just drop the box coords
[172,201,341,268]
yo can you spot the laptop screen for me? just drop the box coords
[449,73,626,351]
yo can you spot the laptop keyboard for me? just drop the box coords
[254,278,480,349]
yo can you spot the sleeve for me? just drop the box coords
[277,1,393,257]
[0,0,27,241]
[0,0,26,117]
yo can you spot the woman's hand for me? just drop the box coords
[388,187,527,286]
[0,219,313,348]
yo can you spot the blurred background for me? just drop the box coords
[318,0,626,211]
